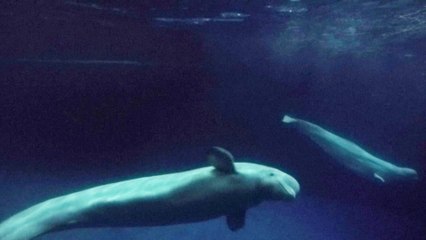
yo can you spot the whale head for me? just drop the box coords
[396,167,418,181]
[263,168,300,201]
[237,163,300,201]
[207,148,300,202]
[378,167,419,182]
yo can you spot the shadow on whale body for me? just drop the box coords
[0,147,299,240]
[282,115,418,183]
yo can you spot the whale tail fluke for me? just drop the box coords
[282,115,297,124]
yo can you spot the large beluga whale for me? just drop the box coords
[282,115,418,183]
[0,147,300,240]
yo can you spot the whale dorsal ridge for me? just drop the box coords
[374,173,385,183]
[207,146,236,173]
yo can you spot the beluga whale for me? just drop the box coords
[282,115,418,183]
[0,147,300,240]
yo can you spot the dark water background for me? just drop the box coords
[0,1,425,239]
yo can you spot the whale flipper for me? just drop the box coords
[207,147,236,173]
[374,173,385,183]
[226,210,246,231]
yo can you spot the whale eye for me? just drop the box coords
[269,173,274,176]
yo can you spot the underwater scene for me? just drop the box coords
[0,0,425,239]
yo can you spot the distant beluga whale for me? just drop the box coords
[282,115,418,183]
[0,147,300,240]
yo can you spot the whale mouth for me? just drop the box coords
[279,182,296,200]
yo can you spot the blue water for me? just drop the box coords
[0,0,425,239]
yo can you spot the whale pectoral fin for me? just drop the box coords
[207,146,236,173]
[374,173,385,183]
[226,210,246,231]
